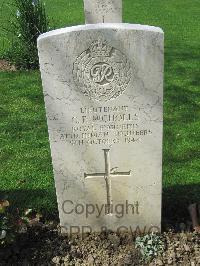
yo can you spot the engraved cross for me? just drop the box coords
[84,149,131,214]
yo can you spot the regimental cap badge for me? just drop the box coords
[73,39,131,102]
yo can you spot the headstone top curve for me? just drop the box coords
[37,23,164,43]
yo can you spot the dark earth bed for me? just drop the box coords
[0,222,200,266]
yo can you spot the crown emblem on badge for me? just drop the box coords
[89,40,112,57]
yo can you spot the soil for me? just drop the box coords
[0,59,16,71]
[0,223,200,266]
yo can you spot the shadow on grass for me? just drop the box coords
[165,45,200,62]
[162,43,200,224]
[1,185,200,224]
[0,189,58,220]
[163,184,200,222]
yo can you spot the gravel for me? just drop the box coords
[0,223,200,265]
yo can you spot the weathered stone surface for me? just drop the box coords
[84,0,122,24]
[38,23,164,233]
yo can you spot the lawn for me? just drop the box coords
[0,0,200,221]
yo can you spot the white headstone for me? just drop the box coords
[84,0,122,23]
[38,23,164,234]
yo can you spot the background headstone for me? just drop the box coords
[38,23,164,233]
[84,0,122,23]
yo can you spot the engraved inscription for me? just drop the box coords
[95,0,121,22]
[73,40,131,102]
[96,0,119,14]
[50,105,152,146]
[84,0,122,24]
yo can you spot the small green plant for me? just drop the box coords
[0,200,42,246]
[0,200,29,245]
[5,0,49,69]
[135,232,165,261]
[0,200,15,245]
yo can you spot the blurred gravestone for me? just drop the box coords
[84,0,122,23]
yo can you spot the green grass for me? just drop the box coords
[0,71,56,211]
[0,0,200,220]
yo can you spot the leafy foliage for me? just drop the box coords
[0,199,42,246]
[135,233,165,261]
[5,0,49,69]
